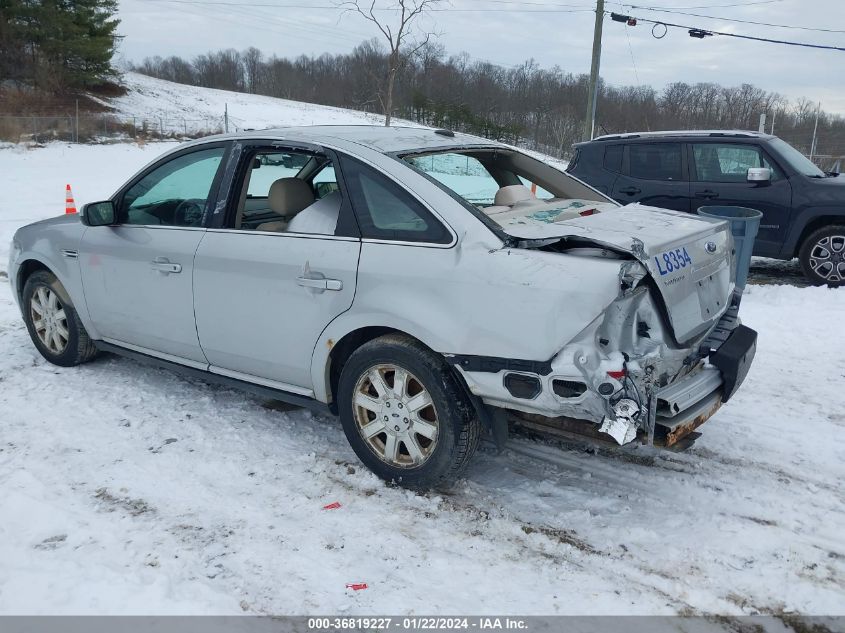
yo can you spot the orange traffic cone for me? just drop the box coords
[65,184,77,214]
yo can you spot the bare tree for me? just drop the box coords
[340,0,443,126]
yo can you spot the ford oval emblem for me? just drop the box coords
[705,241,717,253]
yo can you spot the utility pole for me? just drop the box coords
[583,0,605,141]
[809,102,821,162]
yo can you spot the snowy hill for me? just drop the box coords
[110,72,421,133]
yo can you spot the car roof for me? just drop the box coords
[199,125,500,154]
[576,130,775,146]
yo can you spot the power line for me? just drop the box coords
[623,23,641,86]
[142,0,595,12]
[627,4,845,34]
[616,0,786,8]
[611,12,845,51]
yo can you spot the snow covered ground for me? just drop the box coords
[1,140,844,617]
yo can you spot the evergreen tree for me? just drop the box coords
[0,0,120,91]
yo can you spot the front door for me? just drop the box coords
[610,142,691,212]
[688,142,793,257]
[192,145,360,392]
[78,144,228,365]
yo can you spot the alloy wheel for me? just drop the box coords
[808,234,845,282]
[30,286,69,354]
[352,364,439,468]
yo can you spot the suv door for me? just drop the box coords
[689,142,792,257]
[192,142,360,393]
[78,143,228,365]
[610,142,690,212]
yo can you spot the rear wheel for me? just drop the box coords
[337,334,480,489]
[22,270,98,366]
[799,225,845,287]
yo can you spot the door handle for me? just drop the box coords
[297,276,343,291]
[150,257,182,274]
[619,186,641,195]
[695,190,720,199]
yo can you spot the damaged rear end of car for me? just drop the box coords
[398,140,759,452]
[455,204,759,450]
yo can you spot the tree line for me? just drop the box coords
[0,0,120,93]
[132,41,845,161]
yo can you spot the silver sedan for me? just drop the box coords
[8,126,757,487]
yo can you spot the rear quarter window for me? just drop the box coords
[341,157,452,244]
[603,145,623,173]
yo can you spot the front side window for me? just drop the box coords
[692,143,779,182]
[342,157,451,243]
[121,147,225,226]
[628,143,683,181]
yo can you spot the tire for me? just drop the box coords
[337,334,480,489]
[798,225,845,287]
[22,270,98,367]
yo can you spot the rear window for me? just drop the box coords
[629,143,683,181]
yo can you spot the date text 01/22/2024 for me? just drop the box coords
[654,247,693,276]
[307,617,528,630]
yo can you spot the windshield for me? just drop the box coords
[403,149,616,232]
[768,137,825,177]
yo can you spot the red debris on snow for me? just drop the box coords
[345,583,368,591]
[322,501,342,510]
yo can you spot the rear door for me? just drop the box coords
[192,142,360,393]
[78,143,229,365]
[688,142,792,257]
[610,142,691,212]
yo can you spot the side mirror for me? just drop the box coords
[747,167,772,183]
[81,200,116,227]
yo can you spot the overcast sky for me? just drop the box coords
[117,0,845,115]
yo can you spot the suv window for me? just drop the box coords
[122,147,225,226]
[342,157,451,244]
[629,143,683,181]
[692,143,779,182]
[604,145,623,173]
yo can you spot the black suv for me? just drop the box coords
[567,131,845,286]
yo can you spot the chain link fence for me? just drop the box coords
[0,113,226,144]
[1,112,839,171]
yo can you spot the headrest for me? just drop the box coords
[268,178,315,216]
[493,184,535,207]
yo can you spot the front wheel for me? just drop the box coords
[22,270,98,366]
[798,225,845,287]
[337,334,480,489]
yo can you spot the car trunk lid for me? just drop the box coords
[506,204,735,343]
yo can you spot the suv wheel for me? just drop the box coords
[799,225,845,287]
[22,270,98,366]
[337,334,480,489]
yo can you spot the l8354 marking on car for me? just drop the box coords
[654,247,693,276]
